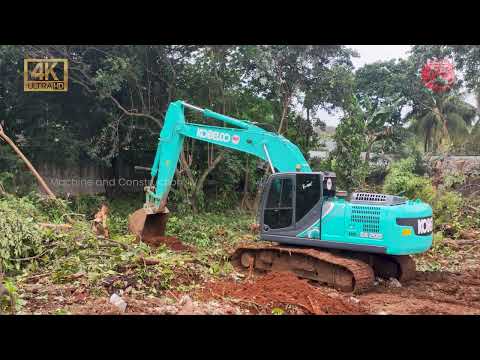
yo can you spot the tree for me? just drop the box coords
[331,97,368,191]
[409,95,477,153]
[353,60,411,163]
[447,45,480,92]
[388,47,478,154]
[240,45,355,135]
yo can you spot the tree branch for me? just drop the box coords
[109,96,163,127]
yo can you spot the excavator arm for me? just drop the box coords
[145,100,311,211]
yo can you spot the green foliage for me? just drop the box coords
[395,136,428,176]
[166,211,253,249]
[0,196,46,272]
[0,277,24,313]
[442,169,467,189]
[94,57,131,99]
[383,158,465,234]
[383,158,435,202]
[432,191,463,226]
[68,194,107,219]
[331,102,367,190]
[0,146,36,195]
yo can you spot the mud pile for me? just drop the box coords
[143,235,194,252]
[198,271,366,315]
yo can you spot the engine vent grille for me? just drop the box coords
[350,192,406,206]
[351,205,381,233]
[353,193,386,202]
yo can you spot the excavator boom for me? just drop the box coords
[128,100,310,242]
[146,100,310,211]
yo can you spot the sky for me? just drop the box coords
[317,45,477,127]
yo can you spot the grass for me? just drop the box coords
[0,192,257,313]
[3,190,477,314]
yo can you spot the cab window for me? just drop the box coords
[264,177,293,229]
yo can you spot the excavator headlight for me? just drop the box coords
[402,228,412,236]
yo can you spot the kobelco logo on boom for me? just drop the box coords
[196,128,231,143]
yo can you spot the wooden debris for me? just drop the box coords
[92,204,110,239]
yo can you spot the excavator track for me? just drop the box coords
[231,244,417,294]
[231,244,375,293]
[389,255,416,282]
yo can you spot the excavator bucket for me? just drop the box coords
[128,207,170,245]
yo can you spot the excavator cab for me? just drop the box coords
[259,172,336,241]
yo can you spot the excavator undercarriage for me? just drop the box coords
[231,244,416,293]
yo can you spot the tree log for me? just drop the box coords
[0,124,56,198]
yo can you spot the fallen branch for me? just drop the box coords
[467,205,480,213]
[39,223,73,231]
[61,213,86,222]
[100,238,130,250]
[11,250,49,262]
[463,245,480,254]
[444,239,478,247]
[0,123,56,198]
[138,256,161,266]
[0,182,6,196]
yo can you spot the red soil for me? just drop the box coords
[197,271,366,315]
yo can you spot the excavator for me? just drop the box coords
[128,100,433,293]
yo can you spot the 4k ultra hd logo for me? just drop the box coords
[24,59,68,92]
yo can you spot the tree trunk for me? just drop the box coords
[425,130,429,153]
[0,125,56,198]
[241,157,249,210]
[432,105,450,153]
[277,94,292,134]
[253,167,270,219]
[0,182,6,196]
[190,151,225,213]
[364,140,374,166]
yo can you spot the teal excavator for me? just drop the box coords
[128,100,433,292]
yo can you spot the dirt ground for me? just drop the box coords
[10,225,480,315]
[142,235,196,252]
[15,265,480,315]
[192,267,480,315]
[357,269,480,315]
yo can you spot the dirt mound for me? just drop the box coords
[197,271,366,315]
[143,236,195,252]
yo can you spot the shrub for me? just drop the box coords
[383,158,435,203]
[432,191,463,226]
[0,196,46,272]
[384,157,465,234]
[69,194,107,219]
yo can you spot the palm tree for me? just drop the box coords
[408,94,477,154]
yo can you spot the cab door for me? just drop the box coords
[261,174,295,234]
